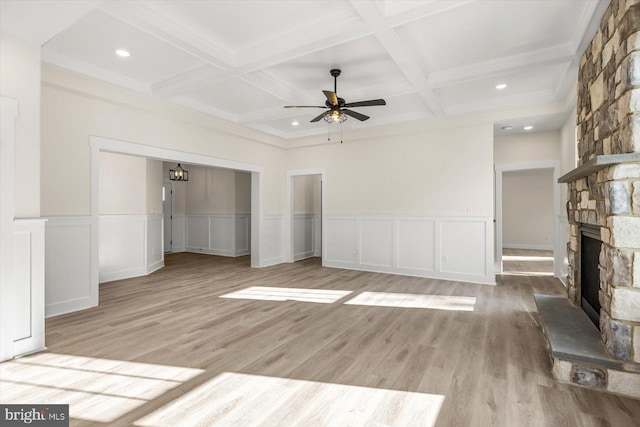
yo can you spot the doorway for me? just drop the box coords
[286,168,326,264]
[494,161,565,277]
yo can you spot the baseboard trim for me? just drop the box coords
[100,267,147,284]
[324,261,496,286]
[147,260,164,275]
[46,296,97,318]
[185,248,236,257]
[294,251,316,261]
[261,256,285,267]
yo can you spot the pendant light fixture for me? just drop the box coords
[169,163,189,181]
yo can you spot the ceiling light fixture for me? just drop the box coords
[169,163,188,181]
[323,110,347,124]
[524,126,534,130]
[291,120,299,126]
[495,83,507,90]
[501,126,513,130]
[115,49,130,57]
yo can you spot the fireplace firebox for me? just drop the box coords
[580,225,601,329]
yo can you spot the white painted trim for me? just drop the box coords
[44,216,97,318]
[286,168,326,264]
[90,136,264,310]
[494,161,561,278]
[0,97,17,362]
[12,219,47,358]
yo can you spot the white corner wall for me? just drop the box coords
[293,175,321,261]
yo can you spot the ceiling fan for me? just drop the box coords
[284,69,386,123]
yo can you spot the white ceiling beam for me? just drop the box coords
[151,64,227,99]
[98,1,235,68]
[349,0,444,116]
[427,43,575,89]
[384,0,476,28]
[445,89,556,115]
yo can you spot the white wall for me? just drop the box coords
[503,169,554,249]
[0,33,40,218]
[99,152,147,215]
[494,131,561,164]
[185,165,236,214]
[288,124,494,216]
[147,159,163,215]
[41,65,285,217]
[235,171,251,214]
[287,123,495,284]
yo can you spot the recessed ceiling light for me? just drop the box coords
[524,126,534,130]
[501,126,513,130]
[115,49,130,58]
[495,83,507,90]
[291,120,299,126]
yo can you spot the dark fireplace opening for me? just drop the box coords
[580,225,602,329]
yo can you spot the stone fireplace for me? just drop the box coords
[553,0,640,398]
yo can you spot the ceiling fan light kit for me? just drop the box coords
[284,68,387,127]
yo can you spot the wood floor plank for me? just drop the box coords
[1,252,639,426]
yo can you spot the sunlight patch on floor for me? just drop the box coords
[502,255,554,262]
[134,372,444,426]
[344,291,476,311]
[501,271,555,276]
[220,286,352,303]
[0,353,203,423]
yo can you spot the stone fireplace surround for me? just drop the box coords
[540,0,640,399]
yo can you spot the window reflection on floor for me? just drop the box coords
[502,249,554,276]
[220,286,352,303]
[0,353,204,423]
[344,291,476,311]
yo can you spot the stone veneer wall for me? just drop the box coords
[566,0,640,372]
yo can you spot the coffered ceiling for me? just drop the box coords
[2,0,608,139]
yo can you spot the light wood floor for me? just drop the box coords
[502,248,554,275]
[2,253,639,426]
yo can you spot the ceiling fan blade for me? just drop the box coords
[344,99,386,108]
[284,105,327,108]
[323,90,338,106]
[342,109,370,121]
[310,111,328,122]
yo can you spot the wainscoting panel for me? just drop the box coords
[294,214,315,261]
[147,214,164,273]
[262,215,285,266]
[172,214,186,252]
[185,214,252,258]
[186,216,209,250]
[360,219,394,267]
[45,217,96,317]
[99,214,164,284]
[325,217,357,264]
[397,219,435,271]
[235,214,251,256]
[209,215,234,256]
[324,215,494,285]
[440,220,487,277]
[13,219,46,357]
[100,215,146,283]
